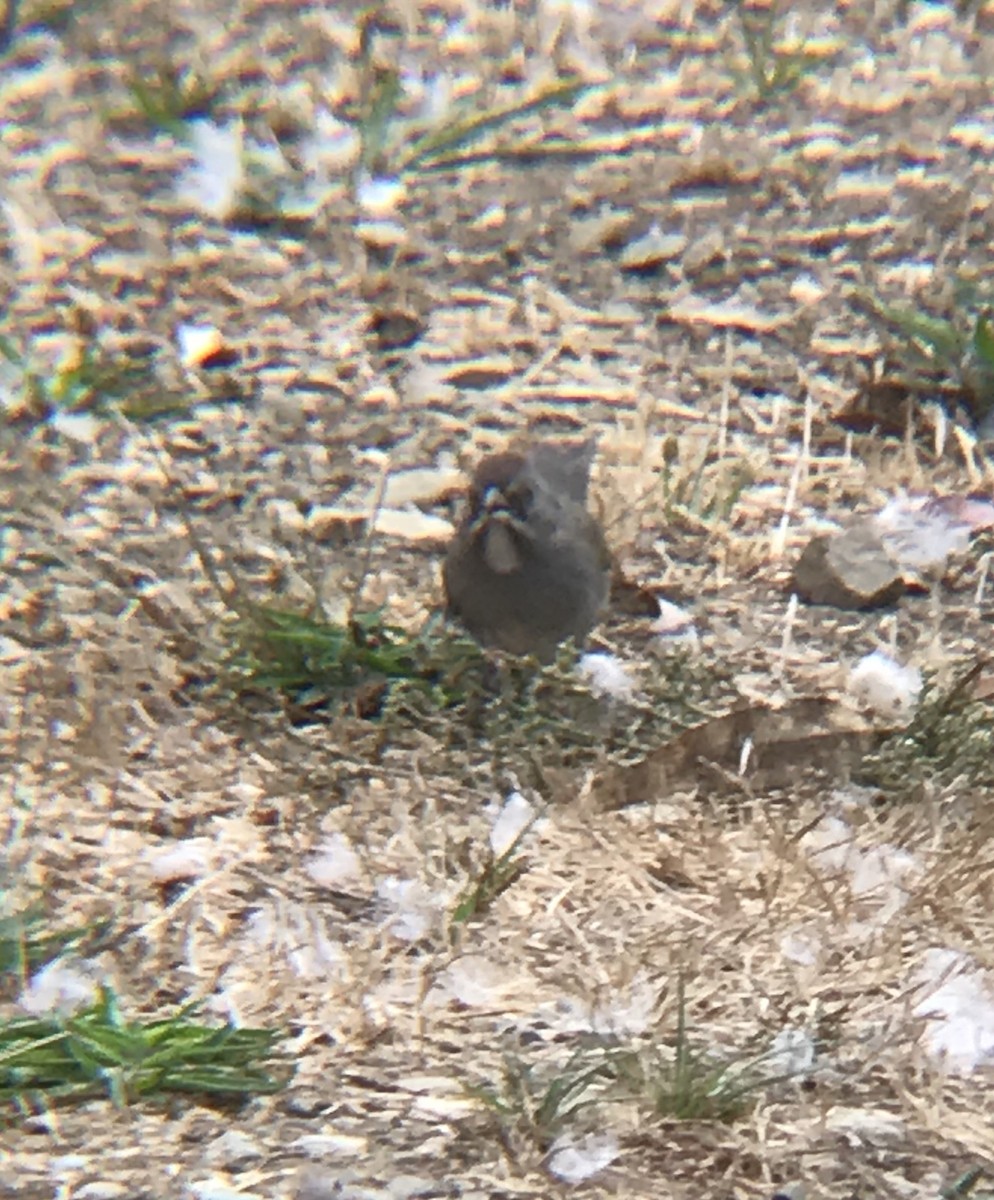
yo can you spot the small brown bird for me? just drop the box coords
[443,438,610,660]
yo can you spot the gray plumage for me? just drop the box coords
[443,439,610,660]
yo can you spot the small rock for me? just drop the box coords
[619,224,687,271]
[372,508,454,542]
[204,1129,264,1171]
[281,1088,329,1118]
[682,229,725,275]
[569,207,633,254]
[792,522,905,609]
[382,467,462,507]
[307,507,367,544]
[292,1166,350,1200]
[75,1184,129,1200]
[290,1131,369,1159]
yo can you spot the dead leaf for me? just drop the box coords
[591,698,890,809]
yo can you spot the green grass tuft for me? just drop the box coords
[862,662,994,799]
[223,600,730,790]
[469,976,803,1153]
[450,812,538,927]
[121,63,221,137]
[0,907,104,1000]
[0,986,290,1113]
[0,327,248,424]
[351,12,598,180]
[727,1,826,103]
[470,1045,616,1153]
[225,604,476,714]
[396,79,596,175]
[1,333,155,423]
[941,1167,992,1198]
[853,282,994,427]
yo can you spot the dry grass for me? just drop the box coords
[3,0,994,1197]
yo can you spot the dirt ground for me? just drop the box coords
[3,1,994,1197]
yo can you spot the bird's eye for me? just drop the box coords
[467,486,485,513]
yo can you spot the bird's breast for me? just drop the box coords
[479,518,525,575]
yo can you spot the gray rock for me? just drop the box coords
[793,522,905,609]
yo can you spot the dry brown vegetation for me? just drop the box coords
[3,1,994,1197]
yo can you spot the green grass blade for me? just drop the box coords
[358,68,404,170]
[854,291,965,362]
[156,1065,284,1094]
[401,79,596,172]
[0,990,289,1110]
[971,313,994,368]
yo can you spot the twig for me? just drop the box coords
[346,451,390,619]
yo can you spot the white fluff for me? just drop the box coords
[376,877,442,942]
[147,837,214,882]
[306,833,362,888]
[177,120,244,220]
[651,597,698,641]
[548,1133,620,1184]
[576,652,636,701]
[176,323,223,368]
[914,948,994,1075]
[20,960,98,1016]
[356,174,406,218]
[489,791,536,857]
[767,1027,816,1075]
[875,493,972,570]
[848,650,922,720]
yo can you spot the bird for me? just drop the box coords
[443,437,610,660]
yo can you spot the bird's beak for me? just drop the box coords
[481,486,508,513]
[468,486,523,540]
